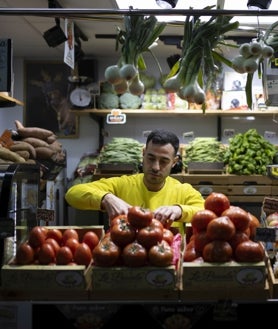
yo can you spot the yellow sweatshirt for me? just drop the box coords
[65,173,205,228]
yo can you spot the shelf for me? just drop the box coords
[71,108,278,117]
[0,92,24,107]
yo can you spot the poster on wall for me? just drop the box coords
[24,60,79,138]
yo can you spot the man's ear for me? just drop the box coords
[172,155,179,167]
[142,146,146,156]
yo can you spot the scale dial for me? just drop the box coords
[70,87,91,107]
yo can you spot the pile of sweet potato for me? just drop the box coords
[0,120,65,164]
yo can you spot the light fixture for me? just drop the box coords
[43,18,67,48]
[156,0,178,9]
[247,0,272,9]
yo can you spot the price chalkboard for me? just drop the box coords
[255,227,278,242]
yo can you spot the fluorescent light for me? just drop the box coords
[115,1,278,26]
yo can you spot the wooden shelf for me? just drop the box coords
[71,108,278,117]
[0,92,24,107]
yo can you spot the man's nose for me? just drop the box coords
[152,160,160,171]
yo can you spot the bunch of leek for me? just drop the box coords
[163,7,239,112]
[104,15,166,96]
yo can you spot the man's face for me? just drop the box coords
[142,140,178,190]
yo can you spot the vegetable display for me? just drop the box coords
[231,38,274,109]
[93,207,177,268]
[104,15,166,96]
[223,128,276,175]
[184,192,264,263]
[14,226,101,266]
[98,137,143,168]
[183,137,226,170]
[163,7,239,111]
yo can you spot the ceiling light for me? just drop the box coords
[247,0,272,9]
[156,0,178,9]
[43,18,67,48]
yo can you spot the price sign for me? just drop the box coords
[37,208,55,225]
[263,197,278,216]
[106,109,126,124]
[255,227,278,242]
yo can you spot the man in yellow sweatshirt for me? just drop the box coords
[65,129,204,231]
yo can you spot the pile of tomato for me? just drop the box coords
[14,227,100,266]
[184,192,265,263]
[92,206,176,267]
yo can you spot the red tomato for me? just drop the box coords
[127,206,153,229]
[82,231,100,251]
[65,237,80,255]
[162,228,174,246]
[44,238,60,255]
[148,241,174,267]
[183,241,200,262]
[194,231,212,254]
[247,212,260,240]
[136,223,163,249]
[38,243,56,265]
[222,206,250,232]
[92,237,121,267]
[74,242,92,266]
[28,226,46,249]
[46,228,63,245]
[234,240,265,262]
[151,218,164,230]
[62,229,79,245]
[110,221,136,247]
[122,241,148,267]
[56,246,73,265]
[203,240,233,262]
[206,216,236,241]
[228,231,250,251]
[204,192,230,216]
[15,242,35,265]
[110,214,128,227]
[191,209,218,233]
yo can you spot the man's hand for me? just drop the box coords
[153,205,182,227]
[101,193,131,221]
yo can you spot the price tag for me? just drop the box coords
[255,227,278,242]
[223,129,235,138]
[263,197,278,216]
[182,131,194,143]
[37,208,55,225]
[106,109,126,124]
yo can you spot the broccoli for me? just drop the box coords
[119,92,142,109]
[98,93,119,109]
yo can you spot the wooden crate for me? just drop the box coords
[266,258,278,299]
[179,260,269,301]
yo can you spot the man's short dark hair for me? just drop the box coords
[146,129,180,155]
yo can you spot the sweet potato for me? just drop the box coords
[15,120,54,140]
[48,140,62,152]
[14,150,30,160]
[9,141,36,159]
[35,146,55,159]
[46,134,57,144]
[22,137,49,148]
[0,147,26,163]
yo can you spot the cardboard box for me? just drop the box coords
[89,265,179,300]
[180,260,269,301]
[1,226,104,301]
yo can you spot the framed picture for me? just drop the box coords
[24,60,79,138]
